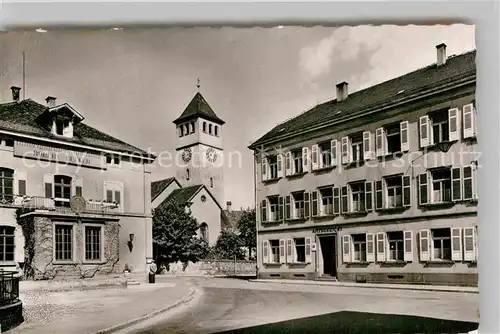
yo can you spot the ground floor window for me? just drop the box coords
[85,226,102,261]
[294,238,306,262]
[387,231,404,261]
[352,234,366,262]
[0,226,15,262]
[55,224,73,261]
[431,228,451,261]
[269,239,280,263]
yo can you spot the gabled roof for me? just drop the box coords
[0,99,155,157]
[249,50,476,149]
[151,177,180,201]
[173,92,225,125]
[156,183,223,211]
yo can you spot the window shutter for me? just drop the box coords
[73,176,83,198]
[419,115,430,148]
[418,173,429,205]
[278,196,284,222]
[462,103,476,139]
[448,108,460,141]
[400,121,410,152]
[341,136,350,164]
[16,171,27,197]
[285,152,292,176]
[279,239,286,264]
[375,180,383,210]
[402,175,411,207]
[285,195,291,220]
[366,233,375,262]
[302,147,310,172]
[304,192,311,218]
[475,226,479,261]
[311,190,319,217]
[341,186,349,214]
[311,145,319,170]
[419,229,430,262]
[106,190,113,203]
[364,181,373,211]
[403,230,413,262]
[376,232,386,262]
[277,154,283,178]
[463,227,476,261]
[262,240,269,264]
[333,187,340,215]
[114,191,121,204]
[451,228,463,261]
[286,239,293,264]
[451,167,462,201]
[375,127,385,157]
[44,173,53,198]
[363,131,374,160]
[261,199,267,223]
[305,237,312,263]
[342,235,351,263]
[472,164,478,200]
[331,140,338,166]
[261,157,268,181]
[462,166,473,200]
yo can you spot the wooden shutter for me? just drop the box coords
[285,152,292,176]
[342,235,351,263]
[333,187,340,215]
[419,229,430,262]
[341,136,350,164]
[419,115,430,148]
[261,199,267,223]
[302,147,310,173]
[278,196,284,221]
[305,237,312,263]
[310,191,317,217]
[418,173,429,205]
[451,167,462,201]
[400,121,410,152]
[375,127,385,157]
[463,227,476,261]
[106,189,113,202]
[375,180,383,210]
[16,171,27,197]
[285,195,291,220]
[277,154,283,178]
[366,233,375,262]
[331,140,338,166]
[463,103,476,139]
[472,164,478,200]
[451,228,463,261]
[44,173,53,198]
[403,230,413,262]
[286,239,293,264]
[376,232,386,262]
[448,108,460,141]
[402,175,411,207]
[462,166,473,200]
[261,157,268,181]
[304,192,311,218]
[363,131,374,160]
[311,145,319,170]
[279,239,286,264]
[364,181,373,211]
[262,240,269,264]
[341,186,349,214]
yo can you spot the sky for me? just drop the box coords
[0,24,475,209]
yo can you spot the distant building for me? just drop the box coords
[249,43,478,286]
[0,87,156,279]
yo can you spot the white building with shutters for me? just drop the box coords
[249,43,479,286]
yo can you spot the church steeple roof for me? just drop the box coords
[173,92,225,125]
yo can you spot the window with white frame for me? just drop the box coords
[85,225,102,261]
[419,108,462,148]
[462,103,477,139]
[292,191,305,219]
[351,133,364,162]
[0,226,15,262]
[268,196,279,222]
[269,239,280,264]
[387,231,404,261]
[350,182,365,213]
[376,121,410,156]
[385,176,403,208]
[319,141,332,168]
[268,155,279,180]
[431,110,450,144]
[294,237,306,263]
[105,154,121,165]
[292,149,303,174]
[0,168,14,203]
[352,234,367,262]
[54,175,72,207]
[319,187,333,216]
[431,228,451,261]
[431,169,452,203]
[55,224,73,261]
[104,181,124,211]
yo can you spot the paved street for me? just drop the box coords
[118,277,479,334]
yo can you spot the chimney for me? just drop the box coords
[226,201,232,211]
[45,96,57,108]
[336,81,348,102]
[10,86,21,102]
[436,43,447,66]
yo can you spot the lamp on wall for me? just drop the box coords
[127,233,135,252]
[436,141,453,153]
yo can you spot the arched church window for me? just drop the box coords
[200,223,209,243]
[210,177,213,188]
[186,168,190,180]
[214,126,218,136]
[209,124,212,135]
[190,122,195,133]
[203,122,207,132]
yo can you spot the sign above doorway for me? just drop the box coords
[312,226,342,234]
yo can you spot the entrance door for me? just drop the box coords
[319,235,337,277]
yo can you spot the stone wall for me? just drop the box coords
[164,259,257,277]
[31,217,120,280]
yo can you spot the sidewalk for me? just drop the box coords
[249,279,479,294]
[8,278,199,334]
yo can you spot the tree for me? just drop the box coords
[153,201,209,268]
[236,208,257,259]
[212,230,246,260]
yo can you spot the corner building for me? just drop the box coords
[249,44,478,286]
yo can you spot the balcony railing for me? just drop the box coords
[0,271,19,306]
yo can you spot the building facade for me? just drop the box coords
[0,88,156,280]
[249,44,478,286]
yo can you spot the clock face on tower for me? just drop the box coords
[206,148,218,163]
[181,148,192,163]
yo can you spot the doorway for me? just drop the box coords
[319,235,337,277]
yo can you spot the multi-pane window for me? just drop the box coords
[385,176,403,208]
[430,110,449,144]
[268,196,279,222]
[431,169,451,203]
[0,168,14,203]
[54,175,72,207]
[387,231,404,261]
[352,234,366,262]
[432,228,451,261]
[319,187,333,215]
[106,154,121,165]
[268,155,278,180]
[294,238,306,263]
[292,149,303,174]
[292,192,305,219]
[105,182,123,210]
[350,182,365,212]
[85,226,102,261]
[351,133,364,162]
[55,224,73,261]
[385,123,401,154]
[269,240,280,264]
[319,141,332,168]
[0,226,15,262]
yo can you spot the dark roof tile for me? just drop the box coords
[173,92,225,125]
[151,177,177,201]
[162,185,203,206]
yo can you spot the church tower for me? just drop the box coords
[173,85,225,205]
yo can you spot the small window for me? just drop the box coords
[431,168,451,203]
[200,223,209,243]
[350,133,364,162]
[385,176,403,208]
[0,168,14,203]
[294,238,306,263]
[292,191,305,219]
[349,181,366,213]
[319,187,333,216]
[180,126,184,137]
[55,224,73,261]
[191,122,195,134]
[387,231,404,261]
[214,126,218,136]
[386,123,401,154]
[85,226,102,261]
[187,169,190,181]
[269,240,280,263]
[209,124,213,135]
[430,110,450,144]
[268,196,279,222]
[319,141,332,168]
[431,228,451,261]
[203,122,207,132]
[352,234,367,262]
[54,175,72,207]
[209,177,213,188]
[0,226,15,262]
[292,149,303,174]
[267,155,278,179]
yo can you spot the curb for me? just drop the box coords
[20,280,128,294]
[92,286,200,334]
[248,279,479,294]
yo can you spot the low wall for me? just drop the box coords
[164,259,257,277]
[0,300,23,332]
